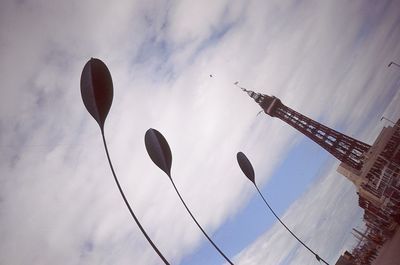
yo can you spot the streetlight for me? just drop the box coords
[380,116,400,129]
[145,128,234,265]
[388,61,400,68]
[236,152,329,265]
[80,58,170,265]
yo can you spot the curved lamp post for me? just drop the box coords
[145,128,234,265]
[80,58,169,265]
[236,152,329,265]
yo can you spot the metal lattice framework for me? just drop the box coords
[242,88,371,171]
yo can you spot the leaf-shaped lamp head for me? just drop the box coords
[80,58,113,131]
[145,128,173,178]
[237,152,255,184]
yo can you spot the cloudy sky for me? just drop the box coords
[1,0,400,264]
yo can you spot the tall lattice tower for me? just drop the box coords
[241,87,371,171]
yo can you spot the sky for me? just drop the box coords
[1,0,400,265]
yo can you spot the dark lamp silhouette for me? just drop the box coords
[237,152,255,184]
[80,58,169,264]
[81,58,113,131]
[144,128,172,178]
[236,152,329,265]
[145,128,234,265]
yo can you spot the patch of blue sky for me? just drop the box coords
[188,21,237,65]
[278,243,302,265]
[134,36,170,64]
[131,35,176,83]
[177,238,227,265]
[259,138,331,211]
[179,138,331,265]
[79,239,94,261]
[353,0,393,46]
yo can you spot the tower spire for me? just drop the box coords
[241,87,371,171]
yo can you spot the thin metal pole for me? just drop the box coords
[170,179,234,265]
[380,116,396,125]
[255,184,329,265]
[101,130,170,265]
